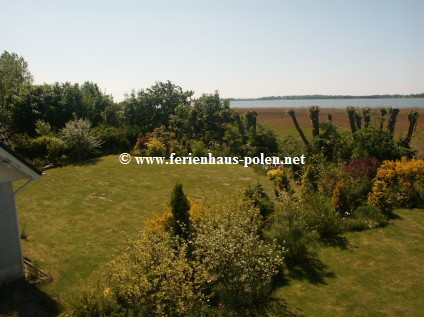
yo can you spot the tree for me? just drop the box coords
[123,81,193,131]
[0,51,33,127]
[308,106,320,137]
[287,108,310,148]
[170,182,191,240]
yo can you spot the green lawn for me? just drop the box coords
[15,155,273,307]
[274,209,424,317]
[14,156,424,315]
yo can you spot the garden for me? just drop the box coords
[1,51,423,316]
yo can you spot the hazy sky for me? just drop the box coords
[1,0,423,101]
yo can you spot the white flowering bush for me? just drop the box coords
[66,195,285,316]
[190,198,284,309]
[61,118,102,160]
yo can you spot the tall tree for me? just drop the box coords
[0,51,33,128]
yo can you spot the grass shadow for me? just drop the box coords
[321,235,350,250]
[388,212,402,220]
[71,157,101,166]
[0,279,60,317]
[284,256,336,285]
[259,297,306,317]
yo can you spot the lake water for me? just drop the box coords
[230,98,424,109]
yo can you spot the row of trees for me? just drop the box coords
[1,51,284,165]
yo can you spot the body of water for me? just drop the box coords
[230,98,424,109]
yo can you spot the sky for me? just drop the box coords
[1,0,423,101]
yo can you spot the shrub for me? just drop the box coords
[342,205,388,231]
[265,193,315,262]
[267,168,292,197]
[243,182,274,219]
[11,133,35,159]
[310,123,353,161]
[352,126,411,161]
[368,158,424,210]
[190,140,208,157]
[30,135,67,165]
[93,125,132,155]
[342,157,380,179]
[302,193,342,239]
[35,119,53,136]
[331,181,351,214]
[146,137,166,156]
[191,199,284,309]
[107,231,206,316]
[250,124,280,156]
[368,180,395,215]
[61,118,102,161]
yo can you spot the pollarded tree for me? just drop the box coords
[170,182,191,241]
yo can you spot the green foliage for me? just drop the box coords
[11,82,114,135]
[243,182,275,219]
[61,118,102,161]
[223,123,245,155]
[30,135,67,165]
[342,205,388,232]
[0,51,33,128]
[123,81,193,131]
[310,122,353,161]
[66,195,284,315]
[352,126,410,161]
[331,181,351,214]
[170,183,191,240]
[302,193,342,239]
[251,124,280,156]
[190,140,208,157]
[35,120,53,136]
[267,169,292,197]
[93,125,133,155]
[107,231,205,316]
[191,198,284,309]
[265,194,315,262]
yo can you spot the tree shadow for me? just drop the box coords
[388,212,402,220]
[0,279,60,317]
[321,235,350,250]
[284,256,336,285]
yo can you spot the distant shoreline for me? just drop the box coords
[229,94,424,101]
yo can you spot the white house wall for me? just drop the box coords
[0,181,24,285]
[0,166,27,183]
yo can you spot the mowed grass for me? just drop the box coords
[15,156,274,306]
[274,209,424,317]
[237,107,424,158]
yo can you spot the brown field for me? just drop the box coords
[237,107,424,159]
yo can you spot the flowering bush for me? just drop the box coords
[267,168,292,197]
[146,137,166,156]
[368,158,424,210]
[191,199,284,309]
[66,195,284,316]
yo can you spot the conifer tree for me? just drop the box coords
[170,182,191,240]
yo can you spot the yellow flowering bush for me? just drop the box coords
[267,168,291,197]
[368,158,424,211]
[146,137,166,156]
